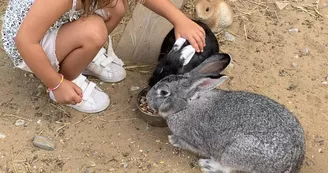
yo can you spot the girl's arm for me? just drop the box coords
[142,0,205,52]
[15,0,71,89]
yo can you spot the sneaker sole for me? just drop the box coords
[50,93,111,114]
[68,98,110,113]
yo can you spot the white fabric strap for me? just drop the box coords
[92,46,124,67]
[72,75,96,101]
[88,36,125,74]
[107,36,124,66]
[100,58,114,67]
[95,9,110,21]
[107,35,115,57]
[82,82,96,101]
[92,48,115,68]
[93,48,107,63]
[72,0,77,10]
[72,75,88,91]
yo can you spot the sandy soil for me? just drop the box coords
[0,0,327,173]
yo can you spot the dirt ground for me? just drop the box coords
[0,0,327,173]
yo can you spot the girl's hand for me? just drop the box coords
[53,79,83,105]
[174,18,206,52]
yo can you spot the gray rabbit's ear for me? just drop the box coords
[171,38,187,52]
[180,45,196,66]
[191,75,228,91]
[181,53,231,95]
[189,53,232,77]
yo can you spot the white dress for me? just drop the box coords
[1,0,83,67]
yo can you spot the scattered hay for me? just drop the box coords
[0,0,324,49]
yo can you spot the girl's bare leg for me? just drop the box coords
[55,0,127,80]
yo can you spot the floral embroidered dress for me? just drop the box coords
[1,0,83,67]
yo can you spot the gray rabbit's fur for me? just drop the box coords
[146,54,305,173]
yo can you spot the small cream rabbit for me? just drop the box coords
[195,0,234,33]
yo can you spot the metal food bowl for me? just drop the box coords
[136,87,167,127]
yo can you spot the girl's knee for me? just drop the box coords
[82,16,108,47]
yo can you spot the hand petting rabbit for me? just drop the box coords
[146,54,305,173]
[148,20,219,87]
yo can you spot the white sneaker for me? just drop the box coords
[83,36,126,83]
[49,74,110,113]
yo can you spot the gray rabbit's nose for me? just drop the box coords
[147,100,160,114]
[148,103,158,112]
[147,106,159,115]
[149,107,159,114]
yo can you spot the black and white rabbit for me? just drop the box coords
[146,54,305,173]
[148,20,219,87]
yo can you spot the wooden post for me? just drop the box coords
[115,0,187,64]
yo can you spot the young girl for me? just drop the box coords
[1,0,205,113]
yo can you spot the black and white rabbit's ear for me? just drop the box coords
[180,45,196,66]
[189,53,232,77]
[171,38,187,52]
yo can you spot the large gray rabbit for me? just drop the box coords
[146,54,305,173]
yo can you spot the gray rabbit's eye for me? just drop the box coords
[158,90,170,97]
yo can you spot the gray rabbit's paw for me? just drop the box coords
[168,135,182,148]
[199,159,232,173]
